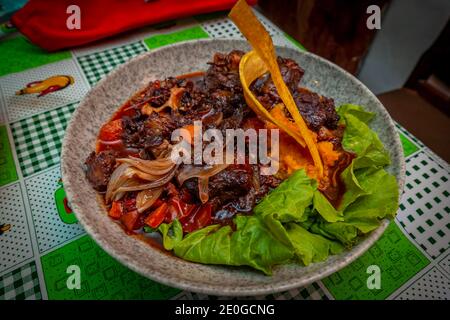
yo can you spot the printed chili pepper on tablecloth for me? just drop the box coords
[15,75,74,97]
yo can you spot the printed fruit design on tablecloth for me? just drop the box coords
[16,75,74,97]
[54,179,77,224]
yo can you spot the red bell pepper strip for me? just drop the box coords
[109,201,123,220]
[144,203,168,229]
[181,203,212,233]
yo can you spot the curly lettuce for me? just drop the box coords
[158,104,399,275]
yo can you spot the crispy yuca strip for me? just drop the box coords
[239,51,305,147]
[229,0,323,177]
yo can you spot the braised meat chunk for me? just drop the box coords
[294,88,340,131]
[205,50,245,92]
[84,150,117,192]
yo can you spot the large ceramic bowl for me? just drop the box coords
[61,39,405,296]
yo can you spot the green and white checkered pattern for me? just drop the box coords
[0,261,41,300]
[174,282,329,300]
[77,41,148,86]
[11,103,77,177]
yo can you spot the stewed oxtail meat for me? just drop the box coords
[84,50,352,234]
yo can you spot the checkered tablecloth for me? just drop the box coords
[0,10,448,301]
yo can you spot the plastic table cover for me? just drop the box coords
[0,10,448,300]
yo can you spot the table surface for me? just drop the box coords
[0,10,449,300]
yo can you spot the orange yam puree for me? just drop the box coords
[267,105,341,182]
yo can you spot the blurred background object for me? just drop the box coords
[0,0,27,23]
[259,0,390,75]
[259,0,450,162]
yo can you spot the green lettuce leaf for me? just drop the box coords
[254,169,316,223]
[285,223,343,265]
[342,167,399,232]
[337,104,375,123]
[158,219,183,250]
[310,220,359,246]
[313,190,344,222]
[338,105,391,169]
[172,215,294,275]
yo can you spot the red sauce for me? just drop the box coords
[319,151,355,208]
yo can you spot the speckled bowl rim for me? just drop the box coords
[61,38,405,296]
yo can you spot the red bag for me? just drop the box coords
[12,0,257,52]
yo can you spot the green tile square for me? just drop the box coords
[41,235,180,300]
[434,197,441,204]
[407,214,415,222]
[426,219,434,226]
[420,160,428,165]
[430,168,438,174]
[414,178,421,185]
[412,165,420,171]
[144,26,209,50]
[425,202,433,209]
[443,190,449,197]
[407,198,415,205]
[428,237,436,245]
[417,226,425,233]
[441,176,448,182]
[437,230,445,237]
[0,36,71,76]
[323,222,430,300]
[415,192,423,199]
[435,212,443,220]
[432,181,440,188]
[416,208,424,216]
[424,187,431,194]
[406,183,413,190]
[422,173,430,179]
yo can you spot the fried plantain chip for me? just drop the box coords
[229,0,323,177]
[239,51,306,147]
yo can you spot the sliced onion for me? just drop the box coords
[115,166,178,193]
[116,157,175,175]
[106,156,176,203]
[177,164,229,185]
[112,179,141,201]
[198,177,209,204]
[136,187,163,213]
[105,163,133,203]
